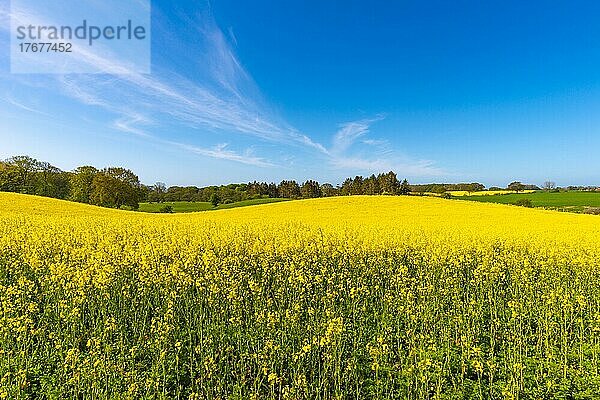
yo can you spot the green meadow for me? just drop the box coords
[459,191,600,212]
[138,198,289,213]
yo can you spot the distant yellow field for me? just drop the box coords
[1,192,600,398]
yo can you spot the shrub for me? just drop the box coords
[583,207,600,215]
[513,199,533,208]
[158,205,173,213]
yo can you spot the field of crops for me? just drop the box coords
[2,193,600,398]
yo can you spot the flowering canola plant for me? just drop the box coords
[1,192,600,399]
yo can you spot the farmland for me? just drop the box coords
[138,198,288,213]
[447,190,536,197]
[458,190,600,212]
[2,193,600,398]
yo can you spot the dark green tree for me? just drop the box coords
[378,172,400,195]
[147,182,167,203]
[399,179,411,195]
[5,155,38,193]
[0,161,19,192]
[90,167,143,209]
[36,161,70,199]
[278,180,301,199]
[350,176,364,195]
[363,175,380,195]
[340,178,353,196]
[301,180,321,198]
[507,181,525,192]
[210,192,220,207]
[320,183,337,197]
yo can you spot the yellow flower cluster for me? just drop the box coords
[1,192,600,398]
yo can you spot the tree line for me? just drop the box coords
[2,155,555,210]
[409,182,486,194]
[0,156,144,209]
[0,156,417,209]
[147,172,412,204]
[410,181,547,194]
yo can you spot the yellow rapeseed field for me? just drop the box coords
[1,192,600,398]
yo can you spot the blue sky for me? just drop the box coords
[1,0,600,187]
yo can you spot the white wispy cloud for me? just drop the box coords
[2,2,326,166]
[362,138,389,147]
[327,116,446,177]
[331,156,445,177]
[2,95,53,117]
[331,116,384,155]
[1,2,446,177]
[58,77,110,107]
[167,141,273,167]
[112,114,153,138]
